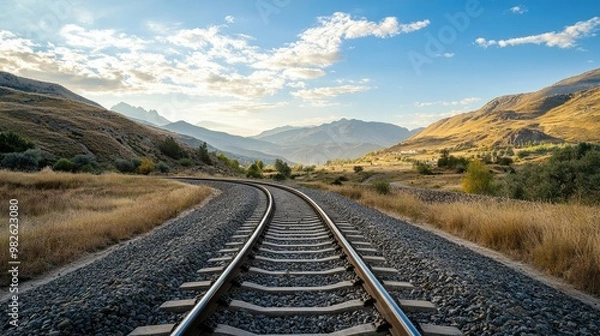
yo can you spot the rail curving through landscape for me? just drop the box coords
[129,178,462,336]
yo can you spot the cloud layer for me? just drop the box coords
[476,16,600,49]
[0,12,429,112]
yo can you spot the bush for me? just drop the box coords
[331,177,344,185]
[496,157,513,166]
[353,166,364,173]
[0,131,35,153]
[462,160,495,195]
[178,158,194,167]
[53,158,76,172]
[413,162,432,175]
[137,157,155,175]
[156,161,170,174]
[114,159,138,173]
[246,161,263,178]
[274,159,292,179]
[159,137,187,160]
[501,143,600,203]
[373,179,391,195]
[1,149,42,171]
[437,149,470,169]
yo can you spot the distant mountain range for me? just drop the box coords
[386,68,600,152]
[110,102,171,126]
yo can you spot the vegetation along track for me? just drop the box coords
[129,179,462,336]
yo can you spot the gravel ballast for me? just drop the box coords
[1,181,260,336]
[299,186,600,336]
[2,180,599,335]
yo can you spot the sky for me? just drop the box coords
[0,0,599,136]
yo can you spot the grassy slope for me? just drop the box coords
[0,170,212,286]
[0,87,182,164]
[327,184,600,297]
[388,86,600,152]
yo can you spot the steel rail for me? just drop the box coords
[170,182,274,336]
[168,178,420,335]
[273,183,421,336]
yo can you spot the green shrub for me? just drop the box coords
[246,161,263,178]
[0,131,35,153]
[462,160,495,195]
[156,161,170,174]
[0,149,42,171]
[372,179,391,195]
[114,159,138,173]
[159,137,187,159]
[198,142,212,165]
[178,158,194,167]
[413,161,432,175]
[353,166,364,173]
[274,159,292,179]
[53,158,76,172]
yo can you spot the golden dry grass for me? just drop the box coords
[328,184,600,297]
[0,169,212,286]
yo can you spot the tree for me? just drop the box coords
[462,160,495,195]
[137,157,155,175]
[1,149,42,171]
[53,158,76,172]
[159,137,186,159]
[274,159,291,179]
[114,159,138,173]
[198,141,211,164]
[246,160,264,178]
[156,161,170,174]
[0,131,35,153]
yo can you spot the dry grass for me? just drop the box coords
[0,169,212,286]
[328,184,600,297]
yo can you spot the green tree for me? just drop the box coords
[246,160,264,178]
[53,158,76,172]
[0,131,35,153]
[198,141,212,164]
[462,160,495,194]
[159,137,186,159]
[0,149,42,171]
[156,161,170,174]
[274,159,291,179]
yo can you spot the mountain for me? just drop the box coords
[160,121,286,164]
[0,73,235,174]
[0,71,103,108]
[389,68,600,151]
[254,119,417,164]
[110,102,171,126]
[252,125,307,139]
[195,120,255,136]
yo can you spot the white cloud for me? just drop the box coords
[476,16,600,49]
[225,15,235,24]
[414,97,480,108]
[253,12,429,71]
[0,11,427,111]
[509,6,528,14]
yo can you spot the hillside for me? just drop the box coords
[0,85,231,174]
[389,68,600,151]
[0,71,103,108]
[111,102,172,126]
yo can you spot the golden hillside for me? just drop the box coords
[0,86,186,164]
[390,68,600,151]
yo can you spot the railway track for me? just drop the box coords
[128,180,462,336]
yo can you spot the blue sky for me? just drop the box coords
[1,0,598,135]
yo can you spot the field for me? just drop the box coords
[300,165,600,297]
[0,169,212,286]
